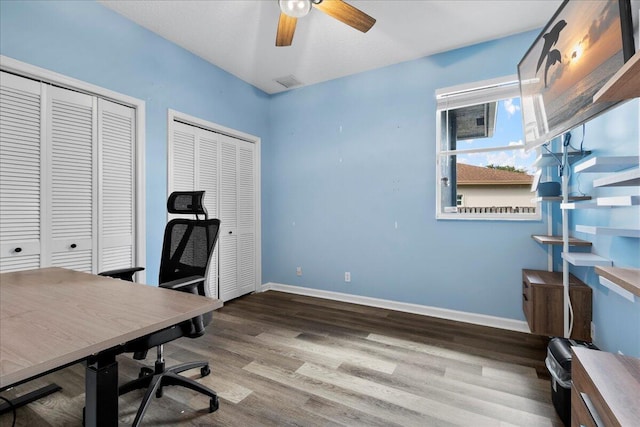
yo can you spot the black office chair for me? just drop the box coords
[100,191,221,427]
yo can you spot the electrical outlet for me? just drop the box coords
[296,267,302,276]
[590,321,596,340]
[344,272,351,282]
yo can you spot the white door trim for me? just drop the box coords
[167,109,262,297]
[1,55,147,282]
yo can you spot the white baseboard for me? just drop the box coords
[260,282,530,333]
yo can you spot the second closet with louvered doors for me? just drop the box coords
[0,69,139,275]
[169,116,259,302]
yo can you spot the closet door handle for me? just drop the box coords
[228,231,233,235]
[70,243,77,249]
[14,247,22,253]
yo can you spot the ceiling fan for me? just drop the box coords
[276,0,376,47]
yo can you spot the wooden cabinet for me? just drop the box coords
[522,269,592,340]
[571,347,640,427]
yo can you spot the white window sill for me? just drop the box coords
[436,213,542,221]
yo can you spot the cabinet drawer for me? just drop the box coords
[522,278,533,329]
[571,386,598,427]
[522,277,531,300]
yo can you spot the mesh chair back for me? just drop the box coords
[159,191,220,336]
[159,219,220,287]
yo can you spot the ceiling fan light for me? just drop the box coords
[279,0,312,18]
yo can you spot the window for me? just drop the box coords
[435,76,540,220]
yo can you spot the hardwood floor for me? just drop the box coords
[1,291,562,426]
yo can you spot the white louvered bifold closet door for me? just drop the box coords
[168,123,196,226]
[0,71,139,276]
[218,137,238,301]
[198,130,219,298]
[171,123,196,192]
[219,135,256,302]
[0,72,43,272]
[169,120,257,302]
[170,122,220,298]
[98,99,136,272]
[236,139,255,298]
[46,86,96,272]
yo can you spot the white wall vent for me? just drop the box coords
[274,75,302,89]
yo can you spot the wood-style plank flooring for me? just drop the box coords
[1,291,562,426]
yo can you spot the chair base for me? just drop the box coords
[120,360,218,427]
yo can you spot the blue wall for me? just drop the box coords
[264,32,550,321]
[0,0,270,282]
[2,1,637,355]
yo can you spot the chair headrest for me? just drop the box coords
[167,191,208,217]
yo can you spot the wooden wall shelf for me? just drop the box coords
[574,156,639,173]
[593,168,640,187]
[597,195,640,206]
[562,252,612,267]
[533,151,589,168]
[560,201,598,210]
[593,51,640,102]
[534,195,591,203]
[595,266,640,301]
[576,225,640,238]
[531,235,592,246]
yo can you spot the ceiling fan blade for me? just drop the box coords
[276,12,297,46]
[313,0,376,33]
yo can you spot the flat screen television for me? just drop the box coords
[518,0,636,150]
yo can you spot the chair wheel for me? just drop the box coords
[201,365,210,377]
[209,396,219,412]
[139,367,153,378]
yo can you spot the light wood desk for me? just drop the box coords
[0,267,222,426]
[572,347,640,426]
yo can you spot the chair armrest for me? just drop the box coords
[99,266,145,282]
[159,275,204,292]
[160,276,209,336]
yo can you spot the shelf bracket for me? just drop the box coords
[599,276,636,303]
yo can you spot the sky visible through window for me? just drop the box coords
[456,98,536,174]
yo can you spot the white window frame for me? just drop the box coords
[435,75,541,221]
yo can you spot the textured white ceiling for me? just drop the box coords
[100,0,564,94]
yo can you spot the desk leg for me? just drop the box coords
[85,354,118,427]
[0,383,62,414]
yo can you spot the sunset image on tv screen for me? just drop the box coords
[518,0,632,149]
